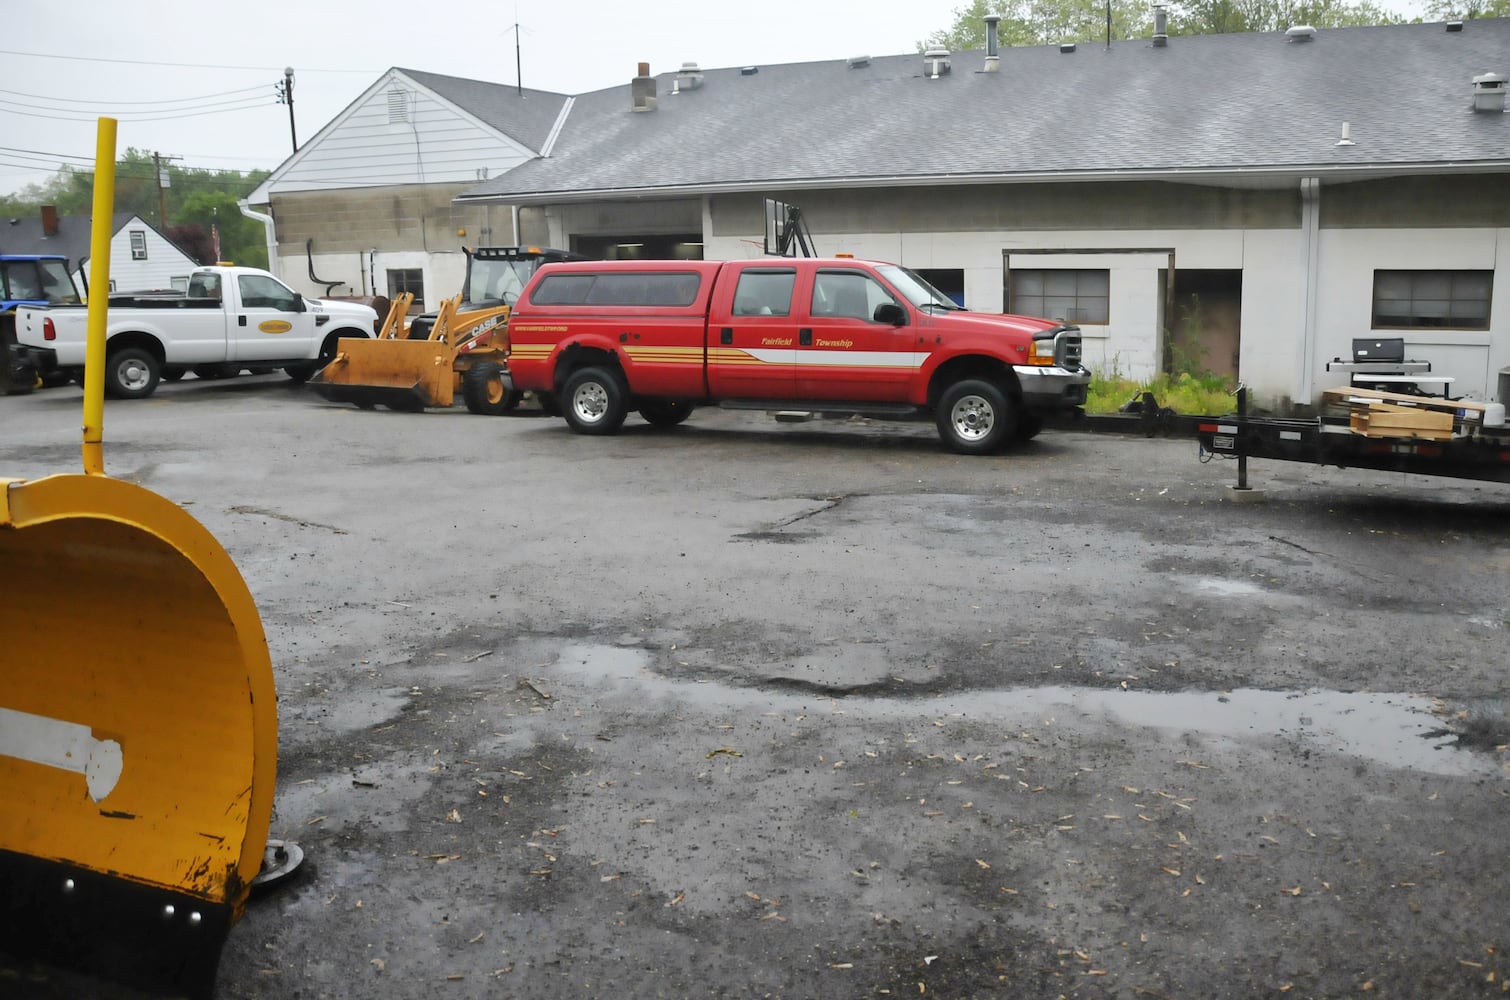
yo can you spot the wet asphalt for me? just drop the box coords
[2,374,1508,999]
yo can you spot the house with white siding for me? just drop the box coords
[2,207,199,295]
[244,68,569,312]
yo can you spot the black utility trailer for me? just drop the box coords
[1080,388,1510,486]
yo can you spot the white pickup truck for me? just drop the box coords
[14,265,379,399]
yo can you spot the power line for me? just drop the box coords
[0,100,272,123]
[0,48,376,74]
[0,84,269,106]
[0,94,275,118]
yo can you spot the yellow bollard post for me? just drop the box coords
[81,118,115,476]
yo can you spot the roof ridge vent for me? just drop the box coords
[1473,71,1507,113]
[923,46,951,78]
[1285,25,1317,41]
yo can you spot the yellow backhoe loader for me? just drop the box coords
[309,246,583,413]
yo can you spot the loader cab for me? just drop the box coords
[406,246,588,340]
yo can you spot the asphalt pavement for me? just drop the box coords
[2,374,1508,999]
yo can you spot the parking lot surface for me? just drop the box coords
[3,375,1508,999]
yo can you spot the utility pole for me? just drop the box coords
[276,67,298,153]
[152,151,175,227]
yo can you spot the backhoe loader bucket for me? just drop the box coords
[0,117,278,1000]
[309,295,458,410]
[0,473,277,998]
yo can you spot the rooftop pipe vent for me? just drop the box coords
[675,62,704,91]
[631,62,657,112]
[1153,5,1169,46]
[1473,71,1507,112]
[1285,25,1317,42]
[923,47,951,77]
[984,15,1001,71]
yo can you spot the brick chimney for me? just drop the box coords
[41,204,59,237]
[631,62,657,112]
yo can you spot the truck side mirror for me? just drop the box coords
[291,296,307,313]
[874,302,906,326]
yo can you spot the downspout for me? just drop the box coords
[1298,178,1321,408]
[511,204,520,247]
[238,200,278,275]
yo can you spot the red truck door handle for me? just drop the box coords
[799,328,812,346]
[720,328,733,345]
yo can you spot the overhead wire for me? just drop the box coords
[0,48,376,74]
[0,100,273,123]
[0,84,269,106]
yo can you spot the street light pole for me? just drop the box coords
[284,67,297,153]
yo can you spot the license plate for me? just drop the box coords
[1212,434,1235,451]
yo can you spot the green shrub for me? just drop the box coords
[1086,369,1237,416]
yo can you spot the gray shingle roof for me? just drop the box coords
[397,67,568,153]
[457,19,1510,204]
[1,212,135,268]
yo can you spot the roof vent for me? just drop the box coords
[1473,71,1507,113]
[984,15,1001,71]
[847,55,871,69]
[1445,19,1463,31]
[740,66,758,76]
[923,47,951,78]
[1285,25,1317,41]
[1153,5,1169,46]
[631,62,657,112]
[1336,122,1356,146]
[676,62,704,91]
[1060,42,1076,53]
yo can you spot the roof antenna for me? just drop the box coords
[1106,0,1112,49]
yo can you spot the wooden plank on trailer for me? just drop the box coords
[1322,385,1487,414]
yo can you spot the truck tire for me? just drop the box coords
[534,391,560,416]
[161,366,187,382]
[462,360,523,415]
[936,378,1014,454]
[639,400,693,427]
[1013,414,1044,442]
[284,363,319,384]
[561,366,629,435]
[106,347,161,400]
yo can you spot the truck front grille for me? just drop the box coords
[1057,328,1083,369]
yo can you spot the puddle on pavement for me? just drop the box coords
[1189,577,1269,598]
[550,643,1497,778]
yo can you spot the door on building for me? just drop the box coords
[570,235,704,260]
[1167,270,1242,382]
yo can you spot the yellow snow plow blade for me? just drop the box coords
[0,117,278,1000]
[313,335,459,410]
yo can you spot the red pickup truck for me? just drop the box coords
[503,257,1090,453]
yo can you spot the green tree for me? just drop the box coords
[1,152,269,268]
[920,0,1404,48]
[1422,0,1510,17]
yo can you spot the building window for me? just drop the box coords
[387,269,424,311]
[130,230,148,261]
[1010,268,1109,324]
[1372,270,1491,330]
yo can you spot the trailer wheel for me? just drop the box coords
[936,378,1013,454]
[639,400,693,427]
[562,367,629,435]
[105,347,161,400]
[462,360,523,415]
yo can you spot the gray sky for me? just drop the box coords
[2,0,957,195]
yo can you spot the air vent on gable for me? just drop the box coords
[387,89,410,124]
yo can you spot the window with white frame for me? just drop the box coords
[130,230,148,261]
[1371,270,1491,330]
[1010,268,1109,324]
